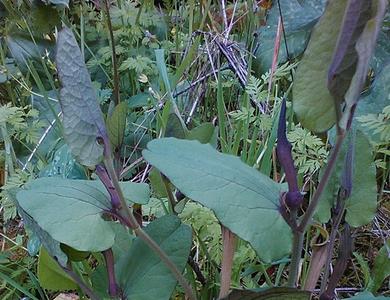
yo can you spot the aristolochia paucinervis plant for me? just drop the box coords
[13,0,387,300]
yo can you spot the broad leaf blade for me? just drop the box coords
[293,0,348,132]
[143,138,291,263]
[116,215,192,300]
[16,178,115,252]
[56,27,107,167]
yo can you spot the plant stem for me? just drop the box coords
[103,158,196,300]
[288,132,346,287]
[287,230,304,287]
[61,264,100,300]
[103,249,119,297]
[102,0,120,105]
[219,226,236,299]
[298,133,346,232]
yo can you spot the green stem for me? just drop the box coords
[103,158,196,300]
[102,0,120,105]
[287,230,304,287]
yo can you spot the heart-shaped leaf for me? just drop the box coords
[143,138,291,263]
[116,215,192,300]
[56,27,108,167]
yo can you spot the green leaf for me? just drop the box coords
[16,177,115,252]
[315,130,377,226]
[107,102,128,150]
[148,168,168,198]
[119,181,150,205]
[339,0,388,130]
[16,199,68,266]
[48,0,69,6]
[39,144,87,179]
[355,62,390,143]
[186,122,218,146]
[223,287,312,300]
[165,112,186,139]
[367,240,390,293]
[143,138,291,263]
[327,1,372,105]
[345,291,390,300]
[254,0,326,74]
[293,0,348,132]
[5,31,55,71]
[345,131,377,226]
[116,215,192,300]
[37,247,77,291]
[56,26,107,167]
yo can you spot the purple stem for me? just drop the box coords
[276,98,303,209]
[96,164,122,210]
[103,249,119,297]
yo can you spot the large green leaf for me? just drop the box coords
[315,130,377,227]
[223,288,311,300]
[56,27,107,167]
[116,215,192,300]
[293,0,348,132]
[143,138,291,263]
[37,247,77,291]
[254,0,326,74]
[16,178,115,252]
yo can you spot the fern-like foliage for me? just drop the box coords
[287,126,328,175]
[357,105,390,142]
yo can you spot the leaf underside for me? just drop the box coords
[56,27,107,167]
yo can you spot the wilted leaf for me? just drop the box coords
[38,247,77,291]
[293,0,348,132]
[56,27,108,167]
[116,215,192,300]
[143,138,291,263]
